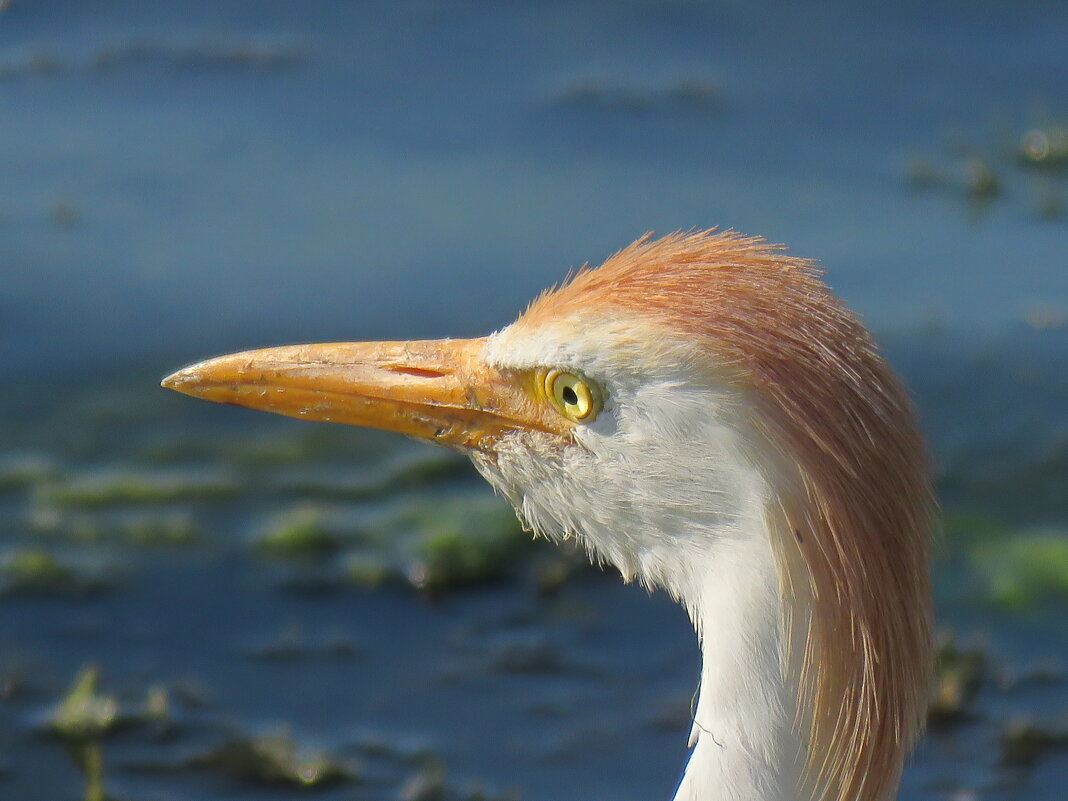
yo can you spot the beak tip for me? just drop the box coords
[161,368,194,393]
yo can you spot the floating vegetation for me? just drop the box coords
[555,76,723,113]
[272,449,473,501]
[398,759,446,801]
[1000,719,1068,767]
[1023,302,1068,331]
[142,684,170,723]
[255,505,343,558]
[50,198,78,228]
[229,433,332,467]
[908,110,1068,223]
[996,659,1065,692]
[929,634,987,725]
[47,666,174,737]
[264,495,535,595]
[262,494,549,597]
[245,623,361,661]
[2,547,74,591]
[905,155,1001,214]
[50,666,120,741]
[0,547,111,596]
[100,40,304,72]
[28,507,199,547]
[972,530,1068,610]
[49,666,118,801]
[1017,126,1068,170]
[0,453,56,492]
[37,469,238,508]
[341,551,397,590]
[0,39,303,81]
[119,512,198,546]
[407,527,512,593]
[0,50,63,80]
[487,638,568,675]
[218,424,394,468]
[404,498,529,594]
[187,730,358,787]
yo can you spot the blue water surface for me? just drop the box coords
[1,2,1066,800]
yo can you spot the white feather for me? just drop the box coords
[476,313,808,801]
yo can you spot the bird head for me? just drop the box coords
[163,230,932,801]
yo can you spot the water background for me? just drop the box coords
[1,1,1066,799]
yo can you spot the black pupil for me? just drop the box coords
[561,385,579,406]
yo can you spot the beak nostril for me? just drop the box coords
[388,366,448,379]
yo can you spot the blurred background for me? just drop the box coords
[1,1,1067,799]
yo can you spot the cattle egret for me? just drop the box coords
[163,230,932,801]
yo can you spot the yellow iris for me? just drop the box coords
[544,369,600,423]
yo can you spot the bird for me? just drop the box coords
[163,229,932,801]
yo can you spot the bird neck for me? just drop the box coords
[671,523,806,801]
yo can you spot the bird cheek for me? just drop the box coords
[570,406,619,457]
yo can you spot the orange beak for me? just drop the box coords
[161,338,567,452]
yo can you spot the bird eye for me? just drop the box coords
[544,370,600,423]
